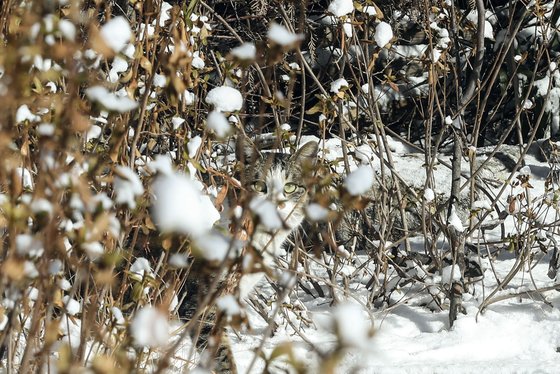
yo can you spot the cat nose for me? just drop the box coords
[273,192,286,206]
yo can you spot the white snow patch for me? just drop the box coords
[249,196,283,230]
[267,23,303,46]
[306,203,329,221]
[15,167,34,190]
[16,105,40,123]
[216,294,242,318]
[330,78,349,94]
[207,111,232,138]
[130,257,154,281]
[100,16,132,53]
[193,230,239,261]
[328,0,354,18]
[171,116,185,130]
[131,306,170,348]
[152,172,220,237]
[448,206,464,232]
[205,86,243,112]
[424,188,435,203]
[344,165,374,195]
[63,296,81,316]
[16,234,44,257]
[231,43,257,60]
[114,166,144,209]
[86,86,138,112]
[374,22,393,48]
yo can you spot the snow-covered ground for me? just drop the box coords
[225,138,560,373]
[230,247,560,374]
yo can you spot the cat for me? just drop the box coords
[236,140,319,298]
[177,140,319,373]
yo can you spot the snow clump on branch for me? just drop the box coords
[205,86,243,112]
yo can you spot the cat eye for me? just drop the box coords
[283,183,299,194]
[251,181,267,193]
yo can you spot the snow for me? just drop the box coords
[37,123,55,136]
[179,90,195,106]
[58,19,76,41]
[192,230,240,261]
[15,167,33,190]
[317,302,373,349]
[267,23,303,46]
[519,165,531,176]
[130,306,170,348]
[81,241,104,260]
[375,22,394,48]
[113,166,144,208]
[207,110,232,138]
[249,196,284,230]
[448,206,464,232]
[344,165,374,195]
[205,86,243,112]
[216,294,242,317]
[16,105,40,123]
[58,278,71,291]
[305,203,329,221]
[153,73,167,88]
[424,188,435,203]
[111,307,125,325]
[100,16,132,53]
[192,51,205,69]
[328,0,354,18]
[63,296,80,316]
[130,257,154,281]
[31,198,52,215]
[86,86,138,112]
[171,116,185,130]
[473,200,492,211]
[168,253,189,268]
[16,234,44,257]
[362,6,377,16]
[151,172,220,237]
[23,261,38,278]
[330,78,349,94]
[231,43,256,60]
[187,136,202,158]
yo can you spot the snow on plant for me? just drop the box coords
[151,171,220,237]
[374,21,393,48]
[113,166,144,208]
[328,0,354,18]
[267,23,303,46]
[131,306,170,348]
[207,110,232,138]
[193,230,241,262]
[249,196,284,230]
[130,257,155,281]
[306,203,330,221]
[205,86,243,112]
[231,42,257,61]
[99,16,133,53]
[85,86,138,112]
[344,165,374,196]
[330,78,349,94]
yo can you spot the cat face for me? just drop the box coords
[242,141,318,232]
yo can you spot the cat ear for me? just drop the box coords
[291,141,319,167]
[236,136,257,164]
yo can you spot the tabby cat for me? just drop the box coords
[237,140,319,298]
[187,140,319,373]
